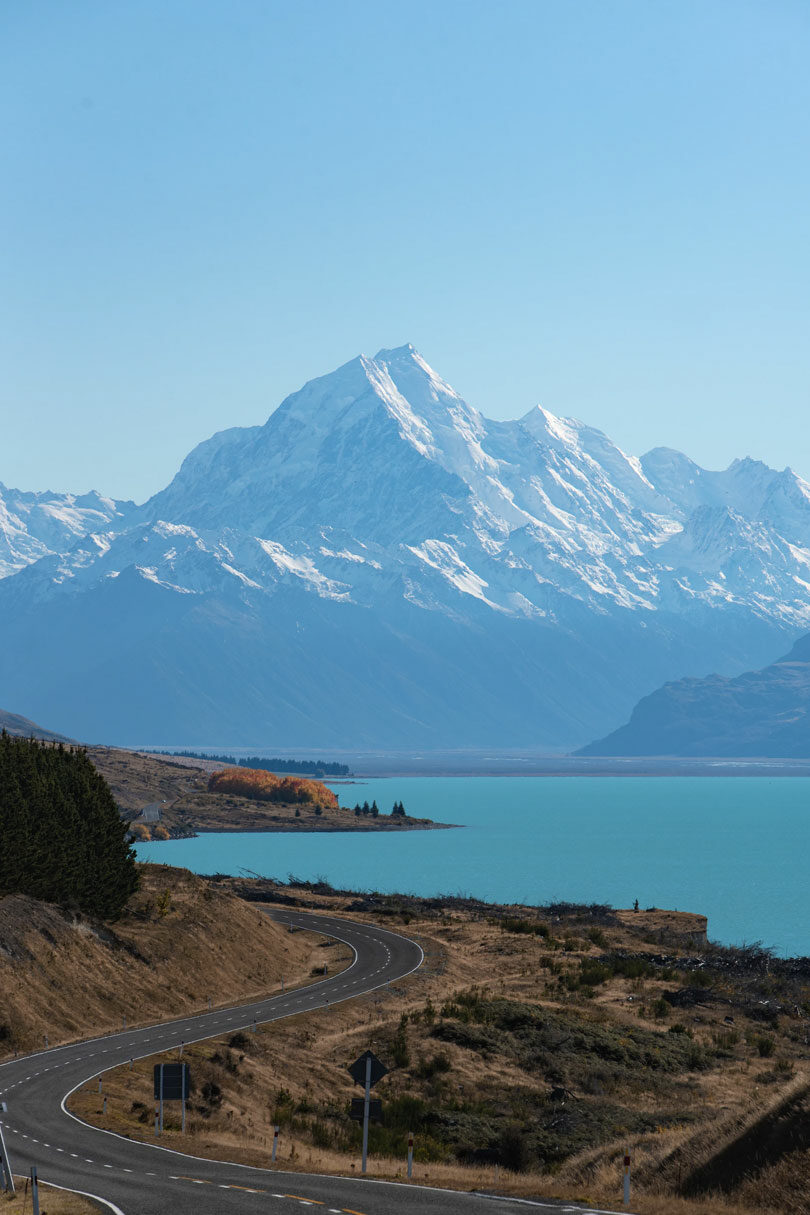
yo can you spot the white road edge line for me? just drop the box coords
[57,915,426,1185]
[31,1175,127,1215]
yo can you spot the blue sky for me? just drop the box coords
[2,0,809,501]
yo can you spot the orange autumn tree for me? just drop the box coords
[208,767,338,810]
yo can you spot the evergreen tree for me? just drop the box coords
[0,734,138,919]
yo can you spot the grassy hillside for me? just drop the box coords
[0,865,330,1056]
[0,707,72,742]
[69,884,810,1214]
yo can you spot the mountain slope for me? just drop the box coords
[3,344,810,749]
[579,633,810,757]
[0,707,73,742]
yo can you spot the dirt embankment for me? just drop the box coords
[0,864,326,1057]
[88,746,448,839]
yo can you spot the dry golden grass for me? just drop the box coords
[1,1180,98,1213]
[67,896,810,1213]
[0,865,320,1056]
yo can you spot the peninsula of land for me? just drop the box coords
[88,745,450,839]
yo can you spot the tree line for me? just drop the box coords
[150,749,351,777]
[352,800,407,818]
[0,733,138,919]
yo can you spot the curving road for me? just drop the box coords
[0,909,618,1215]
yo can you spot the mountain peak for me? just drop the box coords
[372,342,418,362]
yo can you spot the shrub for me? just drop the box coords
[201,1080,222,1107]
[208,767,338,810]
[392,1015,410,1068]
[756,1035,776,1058]
[499,1123,532,1172]
[668,1023,693,1037]
[579,962,611,987]
[416,1052,451,1079]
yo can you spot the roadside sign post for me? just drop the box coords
[0,1104,15,1194]
[31,1165,40,1215]
[347,1050,388,1177]
[154,1063,190,1137]
[407,1131,414,1179]
[361,1054,371,1175]
[623,1149,631,1207]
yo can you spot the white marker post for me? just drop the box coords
[0,1107,15,1194]
[181,1061,187,1134]
[623,1149,631,1207]
[407,1131,413,1179]
[31,1165,40,1215]
[361,1053,372,1175]
[271,1125,279,1164]
[159,1063,164,1135]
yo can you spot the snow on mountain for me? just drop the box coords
[135,345,810,630]
[0,483,134,579]
[3,344,810,748]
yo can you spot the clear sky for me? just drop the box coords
[2,0,809,503]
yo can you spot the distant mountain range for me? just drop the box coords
[579,632,810,757]
[3,344,810,750]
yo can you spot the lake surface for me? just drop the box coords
[135,776,810,957]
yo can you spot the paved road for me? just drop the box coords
[0,909,619,1215]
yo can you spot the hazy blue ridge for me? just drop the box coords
[580,632,810,757]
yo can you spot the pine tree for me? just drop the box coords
[0,735,137,919]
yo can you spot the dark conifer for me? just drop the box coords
[0,734,138,919]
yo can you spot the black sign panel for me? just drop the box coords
[347,1050,388,1088]
[153,1063,190,1101]
[350,1097,383,1123]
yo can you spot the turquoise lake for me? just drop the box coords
[135,776,810,957]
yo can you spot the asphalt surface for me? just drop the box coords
[0,908,620,1215]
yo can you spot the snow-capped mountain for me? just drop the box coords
[2,344,810,749]
[0,483,133,578]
